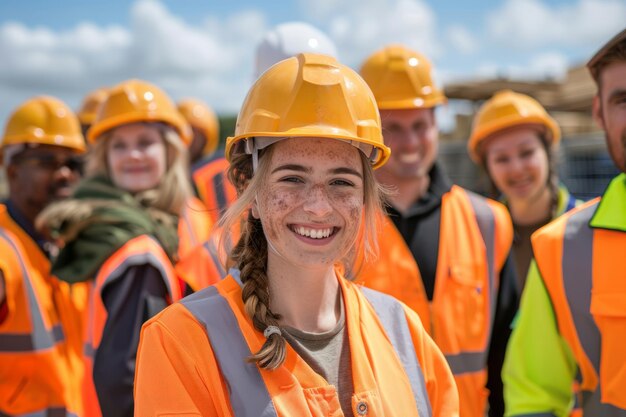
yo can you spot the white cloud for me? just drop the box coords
[0,0,268,125]
[300,0,441,67]
[446,25,477,55]
[487,0,626,49]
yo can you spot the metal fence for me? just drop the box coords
[438,134,620,201]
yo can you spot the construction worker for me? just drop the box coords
[36,79,190,417]
[177,98,220,165]
[0,96,86,416]
[172,99,215,263]
[135,53,459,417]
[357,45,519,417]
[468,90,582,287]
[503,27,626,416]
[175,21,340,291]
[77,87,109,138]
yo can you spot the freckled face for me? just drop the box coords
[253,137,364,269]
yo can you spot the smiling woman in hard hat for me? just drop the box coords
[467,90,582,287]
[36,79,193,417]
[134,53,459,417]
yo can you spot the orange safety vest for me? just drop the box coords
[177,196,213,259]
[532,198,626,414]
[0,205,83,417]
[355,185,513,417]
[192,155,237,224]
[135,271,460,416]
[176,232,227,292]
[82,234,182,417]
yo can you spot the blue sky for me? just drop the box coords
[1,0,625,128]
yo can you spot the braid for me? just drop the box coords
[225,149,286,370]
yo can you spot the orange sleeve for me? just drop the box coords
[404,305,460,417]
[134,307,231,417]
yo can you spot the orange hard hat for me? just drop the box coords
[2,96,86,161]
[177,98,220,156]
[226,53,390,169]
[360,45,446,110]
[468,90,561,163]
[88,79,191,144]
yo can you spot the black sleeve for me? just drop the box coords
[486,254,520,417]
[93,264,169,417]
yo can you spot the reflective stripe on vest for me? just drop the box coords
[212,171,228,217]
[444,191,497,375]
[181,273,433,417]
[0,408,80,417]
[85,236,178,358]
[360,287,433,417]
[202,238,227,279]
[560,202,626,415]
[0,229,65,352]
[181,285,276,417]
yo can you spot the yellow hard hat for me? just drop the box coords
[226,53,390,169]
[88,79,191,144]
[77,87,109,125]
[359,45,447,110]
[177,98,220,156]
[468,90,561,163]
[1,96,86,159]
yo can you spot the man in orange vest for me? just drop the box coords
[0,96,86,416]
[502,27,626,416]
[177,98,237,225]
[357,45,519,417]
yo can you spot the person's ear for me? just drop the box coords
[592,95,606,131]
[251,198,260,219]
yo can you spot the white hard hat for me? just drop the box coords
[254,21,338,78]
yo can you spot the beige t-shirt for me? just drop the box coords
[282,299,354,417]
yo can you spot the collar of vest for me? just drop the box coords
[590,173,626,232]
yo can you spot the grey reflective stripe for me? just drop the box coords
[444,351,485,375]
[181,286,277,417]
[0,229,65,352]
[460,191,496,376]
[361,287,433,417]
[84,342,95,358]
[98,236,174,296]
[0,408,80,417]
[212,171,228,217]
[561,203,600,374]
[581,390,626,416]
[465,190,496,312]
[202,238,227,278]
[561,203,626,416]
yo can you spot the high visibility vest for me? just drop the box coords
[177,196,213,259]
[135,272,460,416]
[533,197,626,414]
[0,206,83,417]
[176,221,240,292]
[82,235,182,417]
[192,155,237,224]
[176,232,227,292]
[355,185,513,417]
